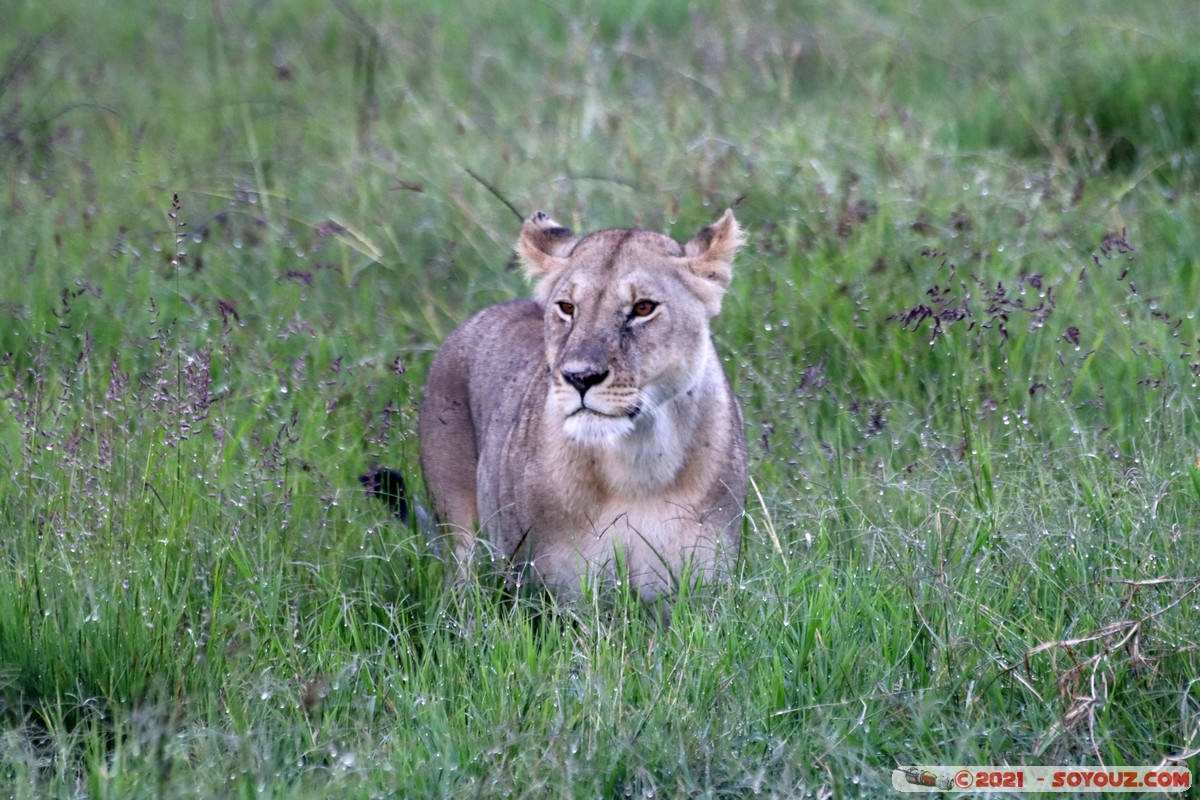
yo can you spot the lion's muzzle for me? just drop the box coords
[560,365,610,399]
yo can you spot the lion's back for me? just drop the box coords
[423,297,545,457]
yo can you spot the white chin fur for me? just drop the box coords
[563,412,636,446]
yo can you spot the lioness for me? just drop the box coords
[418,209,748,600]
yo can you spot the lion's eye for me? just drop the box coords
[631,299,658,318]
[557,301,575,317]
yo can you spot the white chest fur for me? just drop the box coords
[527,495,722,600]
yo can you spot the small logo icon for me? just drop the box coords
[900,768,953,790]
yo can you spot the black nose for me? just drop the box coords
[561,367,609,396]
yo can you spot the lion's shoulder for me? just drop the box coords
[443,297,543,371]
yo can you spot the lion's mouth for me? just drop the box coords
[561,401,641,445]
[567,405,637,421]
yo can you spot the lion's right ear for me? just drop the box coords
[517,212,575,297]
[680,209,744,315]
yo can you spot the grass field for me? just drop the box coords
[3,0,1200,797]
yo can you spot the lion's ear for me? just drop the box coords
[517,212,575,297]
[681,209,743,314]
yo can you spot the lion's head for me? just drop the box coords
[516,210,743,446]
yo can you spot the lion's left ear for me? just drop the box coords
[517,211,576,300]
[681,209,744,314]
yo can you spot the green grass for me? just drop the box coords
[2,0,1199,796]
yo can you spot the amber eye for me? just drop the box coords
[631,299,658,317]
[557,301,575,317]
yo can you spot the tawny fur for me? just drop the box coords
[418,210,747,600]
